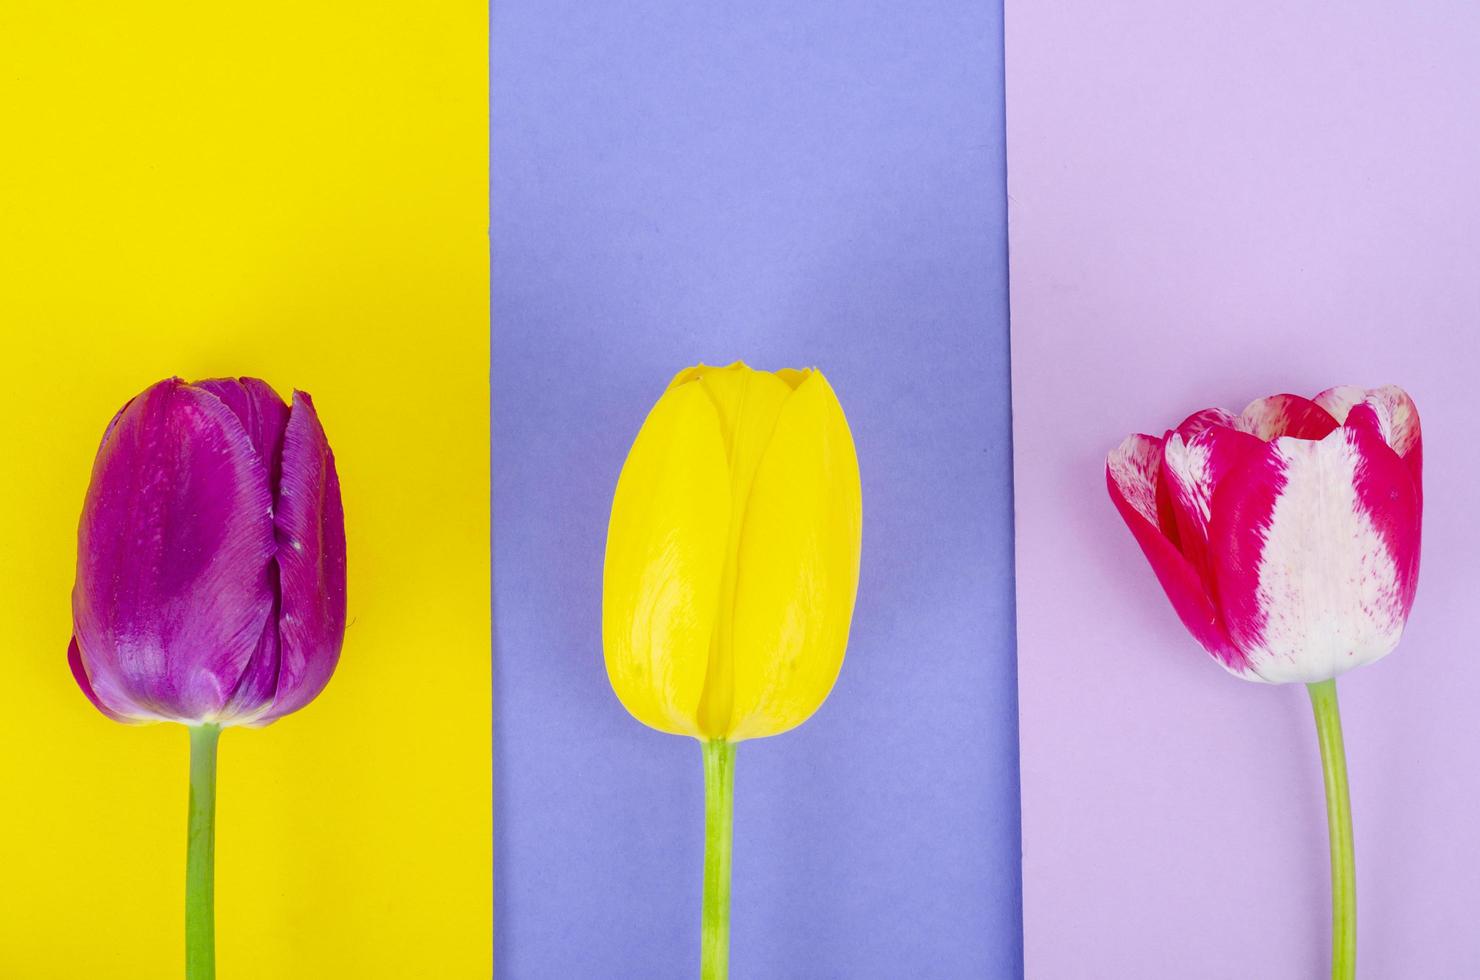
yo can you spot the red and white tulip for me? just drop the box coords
[1107,385,1422,684]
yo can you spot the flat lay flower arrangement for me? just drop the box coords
[57,367,1430,980]
[1108,385,1421,980]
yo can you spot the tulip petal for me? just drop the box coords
[1311,385,1367,425]
[68,636,129,722]
[603,381,731,737]
[1208,423,1420,683]
[257,391,346,724]
[1174,407,1238,439]
[1107,435,1250,675]
[97,397,139,453]
[72,379,276,721]
[691,364,794,497]
[1323,385,1423,502]
[774,367,810,390]
[680,366,797,735]
[725,371,863,741]
[1315,385,1420,454]
[194,377,291,485]
[1152,452,1183,548]
[1161,424,1265,583]
[665,363,710,390]
[1236,393,1339,442]
[1107,433,1164,527]
[1109,431,1186,546]
[221,576,282,722]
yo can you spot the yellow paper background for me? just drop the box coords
[0,2,490,977]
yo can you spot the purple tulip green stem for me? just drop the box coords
[701,739,735,980]
[1308,680,1355,980]
[186,724,221,980]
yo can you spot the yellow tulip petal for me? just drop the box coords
[665,363,710,390]
[602,381,730,736]
[774,367,811,390]
[692,363,794,492]
[686,363,795,736]
[725,370,862,741]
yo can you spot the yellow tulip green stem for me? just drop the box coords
[701,739,735,980]
[186,723,221,980]
[1308,680,1355,980]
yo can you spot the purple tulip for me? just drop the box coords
[69,377,346,727]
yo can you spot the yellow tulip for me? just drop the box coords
[602,360,863,742]
[601,361,862,980]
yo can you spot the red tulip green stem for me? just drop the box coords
[1308,680,1355,980]
[701,739,735,980]
[186,724,221,980]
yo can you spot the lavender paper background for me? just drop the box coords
[1007,2,1480,976]
[493,1,1018,976]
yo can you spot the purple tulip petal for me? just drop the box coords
[72,379,277,722]
[68,636,130,722]
[97,393,145,453]
[220,573,282,722]
[260,390,346,723]
[193,377,291,487]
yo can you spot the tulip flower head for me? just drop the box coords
[603,362,863,742]
[1107,385,1421,684]
[70,377,346,726]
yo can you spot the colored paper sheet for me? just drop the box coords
[0,4,489,977]
[1007,2,1480,976]
[492,1,1019,975]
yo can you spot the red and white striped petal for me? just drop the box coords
[1160,423,1265,586]
[1317,384,1423,501]
[1207,423,1421,683]
[1107,433,1164,527]
[1236,393,1340,442]
[1311,385,1366,424]
[1107,435,1250,675]
[1173,407,1238,440]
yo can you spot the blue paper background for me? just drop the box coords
[492,2,1019,975]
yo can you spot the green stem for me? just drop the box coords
[186,724,221,980]
[701,739,735,980]
[1308,680,1355,980]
